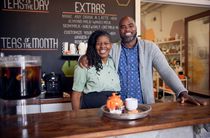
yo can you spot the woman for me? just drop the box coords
[71,30,121,111]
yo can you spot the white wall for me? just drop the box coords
[135,0,141,37]
[141,5,208,41]
[142,0,210,7]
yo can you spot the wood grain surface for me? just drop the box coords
[1,100,210,138]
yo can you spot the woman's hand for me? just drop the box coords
[178,91,207,106]
[71,91,82,111]
[79,55,89,68]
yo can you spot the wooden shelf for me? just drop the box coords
[155,75,187,101]
[156,39,181,45]
[156,39,184,70]
[62,54,80,57]
[61,55,80,60]
[153,39,185,100]
[165,53,181,56]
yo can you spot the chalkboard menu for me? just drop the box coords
[0,0,135,91]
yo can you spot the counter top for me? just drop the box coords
[40,97,71,104]
[1,100,210,138]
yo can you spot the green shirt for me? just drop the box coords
[72,57,121,94]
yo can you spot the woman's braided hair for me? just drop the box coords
[86,30,111,73]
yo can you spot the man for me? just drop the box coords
[80,16,206,105]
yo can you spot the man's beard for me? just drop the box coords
[120,32,137,43]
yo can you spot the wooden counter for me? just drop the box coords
[1,100,210,138]
[40,97,71,104]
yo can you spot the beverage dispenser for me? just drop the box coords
[0,55,42,118]
[0,55,41,99]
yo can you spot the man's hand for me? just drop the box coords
[178,91,207,106]
[79,55,89,68]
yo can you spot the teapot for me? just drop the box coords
[106,93,123,110]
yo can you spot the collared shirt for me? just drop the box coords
[118,43,143,103]
[72,57,121,94]
[110,39,187,104]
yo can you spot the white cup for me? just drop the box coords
[62,42,69,54]
[125,98,138,111]
[70,43,77,54]
[78,42,87,55]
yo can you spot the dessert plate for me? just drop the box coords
[101,104,152,120]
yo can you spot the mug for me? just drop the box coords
[125,98,138,111]
[70,43,77,54]
[62,42,70,55]
[78,42,87,55]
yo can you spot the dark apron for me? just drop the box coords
[80,91,115,109]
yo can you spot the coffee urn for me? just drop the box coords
[0,55,42,126]
[43,72,62,98]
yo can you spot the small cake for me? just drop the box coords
[127,109,139,114]
[106,93,124,114]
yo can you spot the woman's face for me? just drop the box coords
[96,35,112,61]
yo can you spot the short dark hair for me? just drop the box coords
[86,30,111,73]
